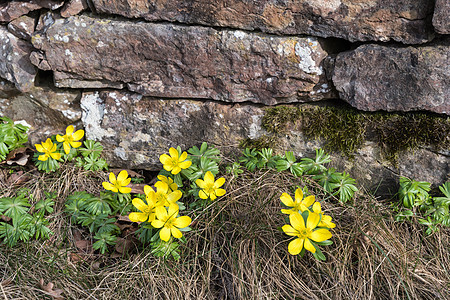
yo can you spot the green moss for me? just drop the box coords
[239,135,277,150]
[250,104,450,164]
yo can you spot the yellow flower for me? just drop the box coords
[159,147,192,175]
[56,125,84,154]
[157,175,178,192]
[312,202,336,229]
[151,203,192,242]
[102,170,132,194]
[146,181,182,207]
[282,212,332,255]
[129,189,158,223]
[195,171,226,201]
[35,138,61,161]
[280,188,315,215]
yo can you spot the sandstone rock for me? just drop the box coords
[61,0,89,18]
[331,40,450,115]
[433,0,450,34]
[0,78,20,98]
[92,0,434,44]
[0,26,36,92]
[80,91,449,196]
[32,15,331,105]
[7,15,36,41]
[0,0,64,23]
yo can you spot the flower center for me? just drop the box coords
[170,158,179,167]
[204,183,215,195]
[298,228,312,239]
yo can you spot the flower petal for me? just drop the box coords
[66,125,74,135]
[151,219,164,228]
[214,177,226,188]
[132,198,148,212]
[321,215,336,229]
[159,227,171,242]
[108,172,116,184]
[70,141,82,148]
[119,186,131,194]
[167,190,182,203]
[35,144,44,152]
[117,170,129,182]
[304,238,316,253]
[73,129,84,140]
[288,238,304,255]
[195,179,206,189]
[306,212,320,229]
[155,206,168,219]
[38,154,48,161]
[204,171,214,183]
[102,182,118,193]
[199,190,208,199]
[167,203,179,218]
[303,195,315,207]
[310,228,332,242]
[155,181,169,194]
[50,152,61,160]
[129,212,147,223]
[63,142,71,154]
[294,189,304,203]
[179,151,188,161]
[290,212,305,230]
[174,216,191,228]
[280,193,295,207]
[215,188,226,197]
[169,147,178,158]
[144,185,155,196]
[55,135,64,143]
[281,208,296,215]
[178,160,192,169]
[171,166,181,175]
[282,224,298,236]
[312,202,322,214]
[171,227,183,239]
[160,153,171,165]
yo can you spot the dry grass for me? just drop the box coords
[1,165,449,299]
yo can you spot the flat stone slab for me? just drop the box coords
[332,39,450,115]
[92,0,434,44]
[433,0,450,34]
[32,15,332,105]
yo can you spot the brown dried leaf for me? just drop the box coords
[6,171,31,186]
[3,147,32,166]
[129,183,145,194]
[1,215,11,222]
[110,168,143,178]
[38,278,64,300]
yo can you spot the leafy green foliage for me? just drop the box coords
[75,140,108,171]
[276,151,303,176]
[183,142,220,182]
[151,238,181,261]
[93,232,118,254]
[0,189,53,247]
[300,149,331,175]
[0,117,29,161]
[396,178,450,234]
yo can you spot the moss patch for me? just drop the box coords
[249,105,450,164]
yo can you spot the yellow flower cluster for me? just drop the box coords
[281,188,334,255]
[34,125,84,161]
[129,175,191,242]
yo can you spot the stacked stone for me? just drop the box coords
[0,0,448,194]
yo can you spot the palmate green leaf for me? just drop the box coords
[300,148,331,175]
[188,142,221,165]
[239,148,259,172]
[399,177,431,208]
[31,216,53,240]
[151,239,181,261]
[313,168,339,193]
[93,232,117,254]
[0,196,31,219]
[329,172,358,204]
[78,140,103,159]
[0,214,33,247]
[84,194,112,216]
[96,217,120,235]
[434,182,450,207]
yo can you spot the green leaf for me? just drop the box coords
[300,149,331,175]
[151,239,181,260]
[0,196,31,219]
[93,232,118,254]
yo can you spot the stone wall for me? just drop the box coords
[0,0,449,196]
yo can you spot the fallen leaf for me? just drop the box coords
[3,147,32,166]
[6,171,31,186]
[0,215,11,222]
[129,183,145,194]
[38,279,64,300]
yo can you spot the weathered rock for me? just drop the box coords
[7,15,36,41]
[61,0,89,18]
[0,26,37,92]
[32,15,332,105]
[80,90,267,169]
[0,0,65,23]
[0,78,20,98]
[331,40,450,115]
[80,91,449,196]
[92,0,434,44]
[433,0,450,34]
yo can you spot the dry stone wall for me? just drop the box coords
[0,0,449,195]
